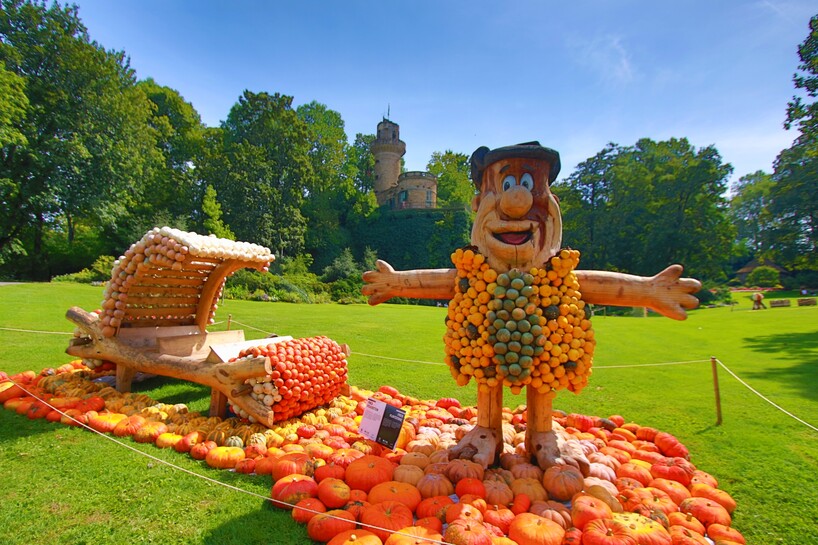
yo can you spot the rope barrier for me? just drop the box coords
[5,378,449,545]
[714,357,818,433]
[0,326,73,335]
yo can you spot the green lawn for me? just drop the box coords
[1,282,816,544]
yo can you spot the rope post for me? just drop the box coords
[227,314,232,331]
[711,356,722,425]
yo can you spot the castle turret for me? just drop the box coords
[370,119,406,206]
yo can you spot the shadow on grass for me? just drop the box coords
[203,499,313,545]
[741,330,818,402]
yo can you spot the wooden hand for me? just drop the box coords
[577,264,701,321]
[361,259,456,306]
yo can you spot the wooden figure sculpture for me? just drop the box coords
[362,142,700,471]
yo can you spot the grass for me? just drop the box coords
[1,282,817,544]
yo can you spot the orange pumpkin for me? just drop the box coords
[679,497,731,528]
[327,530,382,545]
[271,452,313,481]
[368,481,422,512]
[416,495,455,520]
[706,523,746,544]
[615,462,653,487]
[291,497,326,524]
[205,446,245,470]
[112,415,144,437]
[507,512,565,545]
[317,477,351,509]
[688,483,736,514]
[384,525,443,545]
[455,477,486,499]
[619,487,678,516]
[668,526,709,545]
[271,474,318,510]
[571,494,613,530]
[346,455,395,493]
[443,519,493,545]
[393,464,424,486]
[667,511,706,535]
[446,458,485,483]
[414,516,444,533]
[543,465,584,502]
[445,502,484,524]
[648,478,691,506]
[360,501,414,542]
[483,506,515,534]
[307,509,356,542]
[416,473,455,498]
[582,518,638,545]
[484,479,514,507]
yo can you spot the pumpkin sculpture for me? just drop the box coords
[363,142,700,470]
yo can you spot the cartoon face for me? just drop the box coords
[470,156,562,272]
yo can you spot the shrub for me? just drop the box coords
[745,266,780,288]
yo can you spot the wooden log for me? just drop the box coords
[123,306,197,318]
[124,295,201,306]
[128,286,203,296]
[131,277,204,287]
[65,306,276,426]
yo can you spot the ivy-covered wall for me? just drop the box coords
[353,207,472,270]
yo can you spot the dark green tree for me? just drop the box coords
[427,150,473,209]
[728,171,774,255]
[769,14,818,269]
[204,91,314,258]
[135,78,205,234]
[0,0,160,278]
[201,184,234,239]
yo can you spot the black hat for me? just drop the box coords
[470,141,561,189]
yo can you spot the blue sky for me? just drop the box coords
[73,0,815,185]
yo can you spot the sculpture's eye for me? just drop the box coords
[502,175,516,191]
[520,173,534,190]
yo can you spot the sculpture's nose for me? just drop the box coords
[499,186,533,219]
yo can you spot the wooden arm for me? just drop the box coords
[576,265,701,320]
[361,260,456,305]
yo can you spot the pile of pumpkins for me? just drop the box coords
[1,363,745,545]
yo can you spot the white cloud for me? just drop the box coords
[570,34,637,87]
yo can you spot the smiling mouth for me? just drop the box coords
[493,231,532,245]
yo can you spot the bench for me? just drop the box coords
[797,298,817,306]
[769,299,791,308]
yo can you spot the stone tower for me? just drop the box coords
[370,119,406,206]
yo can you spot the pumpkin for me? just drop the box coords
[415,516,444,533]
[509,493,531,515]
[314,462,346,483]
[190,440,216,460]
[272,474,319,510]
[649,457,695,486]
[317,477,351,509]
[648,478,691,506]
[368,481,422,512]
[446,502,484,524]
[328,530,382,545]
[133,421,168,443]
[588,462,617,482]
[688,483,736,514]
[511,462,544,481]
[613,512,671,545]
[615,463,653,487]
[346,455,395,492]
[706,523,746,544]
[529,500,572,529]
[393,464,424,486]
[507,512,565,545]
[291,497,327,524]
[484,479,514,506]
[307,509,356,542]
[329,447,367,468]
[416,473,455,498]
[205,446,245,469]
[455,477,486,499]
[653,432,689,460]
[360,501,414,542]
[582,518,638,545]
[446,459,485,483]
[87,412,127,434]
[619,487,678,516]
[416,495,455,520]
[443,519,493,545]
[542,466,584,502]
[155,432,183,449]
[678,497,731,528]
[483,506,515,534]
[511,477,547,502]
[400,451,431,470]
[667,512,706,535]
[668,526,709,545]
[689,470,718,488]
[384,525,443,545]
[571,494,614,530]
[271,452,313,481]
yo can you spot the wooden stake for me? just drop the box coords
[711,356,722,425]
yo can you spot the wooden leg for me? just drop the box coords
[115,364,137,393]
[209,389,228,418]
[448,384,504,467]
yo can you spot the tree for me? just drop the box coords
[204,91,314,258]
[0,64,28,265]
[555,138,734,280]
[0,0,160,278]
[135,78,205,234]
[769,14,818,270]
[728,171,774,255]
[201,184,234,239]
[427,150,473,209]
